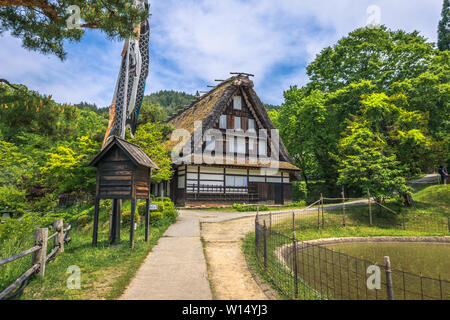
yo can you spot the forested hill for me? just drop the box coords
[143,90,197,117]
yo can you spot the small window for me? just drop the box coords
[237,137,245,154]
[205,136,215,151]
[259,139,267,156]
[249,138,256,152]
[248,119,255,131]
[234,117,241,130]
[228,137,235,153]
[219,115,227,129]
[233,96,242,110]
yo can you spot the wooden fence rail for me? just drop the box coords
[0,219,71,300]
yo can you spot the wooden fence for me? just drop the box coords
[0,219,71,300]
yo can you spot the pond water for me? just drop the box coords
[325,242,450,280]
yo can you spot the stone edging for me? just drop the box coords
[276,236,450,275]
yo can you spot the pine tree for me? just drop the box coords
[438,0,450,51]
[0,1,149,60]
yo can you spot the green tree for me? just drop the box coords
[438,0,450,51]
[130,122,173,183]
[307,26,435,92]
[138,102,168,124]
[40,136,100,195]
[276,87,335,186]
[0,1,148,60]
[337,122,411,203]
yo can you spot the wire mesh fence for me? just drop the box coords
[254,199,450,300]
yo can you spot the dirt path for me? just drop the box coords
[201,216,278,300]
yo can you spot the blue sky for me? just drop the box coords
[0,0,443,108]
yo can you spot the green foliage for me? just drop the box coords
[307,26,435,92]
[0,185,28,214]
[438,0,450,51]
[130,122,174,183]
[0,1,149,60]
[121,210,141,226]
[150,211,163,225]
[144,90,196,117]
[137,199,178,224]
[232,203,270,212]
[138,102,168,124]
[276,26,448,203]
[292,181,308,201]
[40,136,100,194]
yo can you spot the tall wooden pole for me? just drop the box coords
[342,187,346,227]
[92,197,100,246]
[368,189,373,226]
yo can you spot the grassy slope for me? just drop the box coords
[1,204,174,300]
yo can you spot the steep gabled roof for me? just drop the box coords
[90,136,159,169]
[167,75,300,171]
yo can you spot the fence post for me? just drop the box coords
[384,256,394,300]
[320,194,324,228]
[263,220,267,271]
[269,212,272,231]
[342,187,346,227]
[53,219,64,253]
[317,201,321,229]
[292,212,299,298]
[368,189,373,226]
[32,228,48,277]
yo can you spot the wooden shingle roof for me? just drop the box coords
[90,136,159,169]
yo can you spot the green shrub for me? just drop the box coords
[121,210,141,226]
[162,201,177,222]
[150,211,163,226]
[232,203,270,212]
[0,185,28,214]
[285,200,307,208]
[76,215,90,226]
[155,196,171,202]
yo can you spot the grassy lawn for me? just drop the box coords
[242,185,450,300]
[1,202,175,300]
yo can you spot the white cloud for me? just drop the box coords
[0,0,443,106]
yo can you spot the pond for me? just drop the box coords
[325,242,450,280]
[289,241,450,299]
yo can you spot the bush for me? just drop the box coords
[155,196,171,202]
[162,201,177,222]
[232,203,270,212]
[76,215,90,226]
[0,185,28,215]
[150,211,163,226]
[121,210,141,226]
[137,199,178,224]
[285,200,307,208]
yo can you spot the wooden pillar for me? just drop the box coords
[32,228,48,277]
[110,199,121,244]
[145,198,150,242]
[130,199,136,249]
[368,189,373,226]
[53,219,64,253]
[92,197,100,246]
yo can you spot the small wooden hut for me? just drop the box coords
[89,136,158,248]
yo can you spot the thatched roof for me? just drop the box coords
[166,75,300,172]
